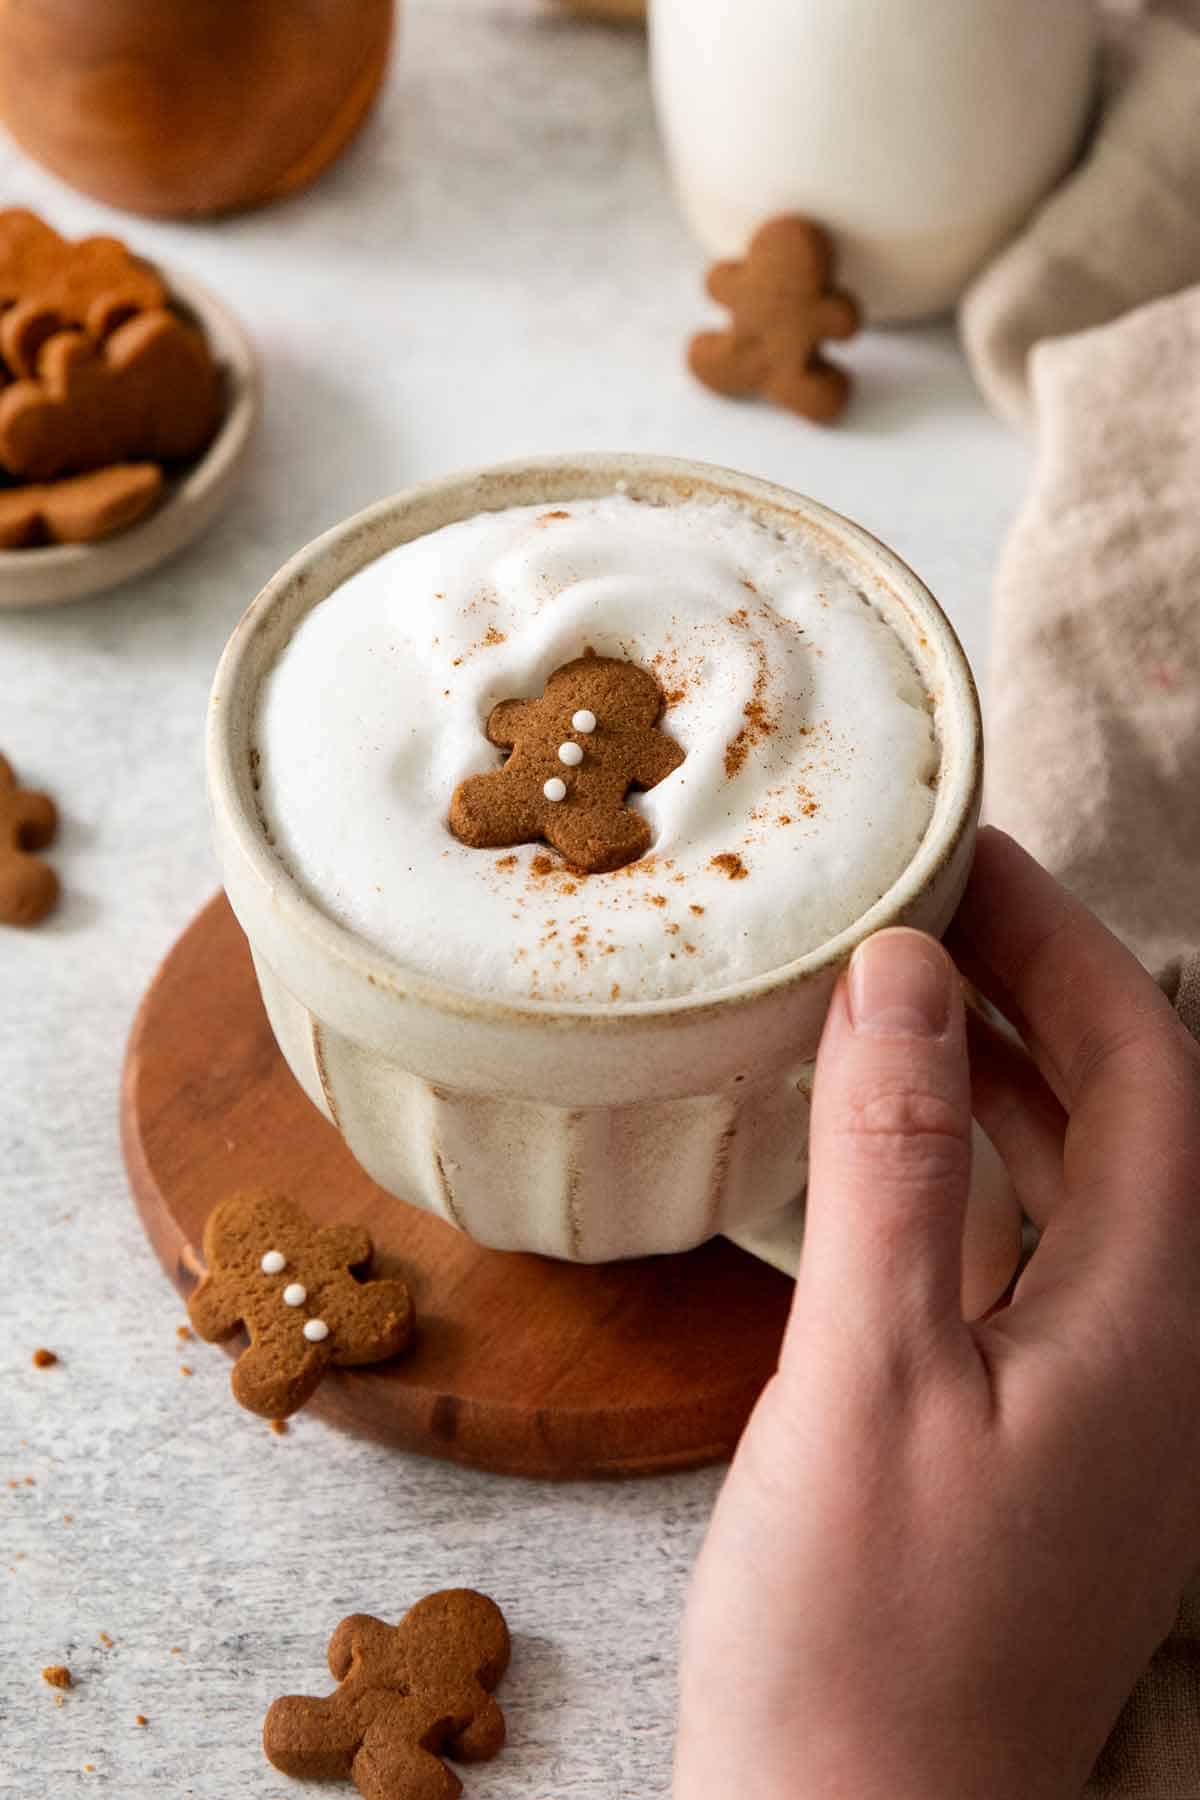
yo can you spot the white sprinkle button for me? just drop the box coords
[260,1250,286,1275]
[303,1319,330,1343]
[572,710,597,733]
[543,776,567,802]
[558,741,584,767]
[282,1282,307,1307]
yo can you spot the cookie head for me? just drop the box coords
[398,1589,512,1695]
[538,655,665,734]
[200,1190,330,1283]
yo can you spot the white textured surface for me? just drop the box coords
[0,1,1029,1794]
[257,493,936,1003]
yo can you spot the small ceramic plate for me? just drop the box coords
[0,267,259,609]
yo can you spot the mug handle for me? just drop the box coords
[725,1121,1024,1321]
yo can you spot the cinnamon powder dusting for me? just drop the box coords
[723,637,776,779]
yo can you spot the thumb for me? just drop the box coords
[794,928,972,1355]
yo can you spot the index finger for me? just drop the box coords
[951,829,1200,1317]
[947,828,1188,1111]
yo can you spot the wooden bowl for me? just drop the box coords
[0,268,259,610]
[0,0,394,218]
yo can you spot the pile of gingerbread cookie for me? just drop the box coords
[0,209,221,549]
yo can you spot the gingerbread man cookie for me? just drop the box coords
[0,308,220,481]
[265,1591,510,1800]
[449,654,684,874]
[0,464,163,547]
[0,754,58,926]
[688,216,860,423]
[187,1192,414,1419]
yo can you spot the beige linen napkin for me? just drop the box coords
[961,0,1200,427]
[986,282,1200,1795]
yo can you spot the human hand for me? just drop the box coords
[675,828,1200,1800]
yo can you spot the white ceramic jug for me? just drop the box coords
[651,0,1098,321]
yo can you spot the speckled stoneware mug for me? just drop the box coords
[207,455,1021,1317]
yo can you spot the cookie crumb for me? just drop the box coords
[176,1325,193,1341]
[42,1665,72,1690]
[135,1715,148,1727]
[169,1646,183,1656]
[179,1365,193,1377]
[98,1632,114,1649]
[689,904,705,916]
[62,1513,73,1524]
[31,1348,58,1368]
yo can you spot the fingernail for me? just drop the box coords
[848,930,953,1037]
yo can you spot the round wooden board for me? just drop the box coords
[121,895,794,1479]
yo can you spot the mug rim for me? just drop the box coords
[207,452,982,1031]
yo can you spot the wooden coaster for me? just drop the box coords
[121,895,794,1479]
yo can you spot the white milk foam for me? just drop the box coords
[254,494,938,1004]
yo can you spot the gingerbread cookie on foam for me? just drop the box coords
[187,1192,413,1419]
[264,1590,510,1800]
[449,654,684,874]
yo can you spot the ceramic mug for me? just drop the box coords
[207,455,1021,1315]
[650,0,1097,321]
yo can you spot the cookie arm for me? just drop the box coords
[326,1278,414,1367]
[316,1222,373,1269]
[815,291,861,341]
[704,260,741,306]
[327,1613,394,1681]
[631,732,686,792]
[186,1273,244,1343]
[485,698,536,751]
